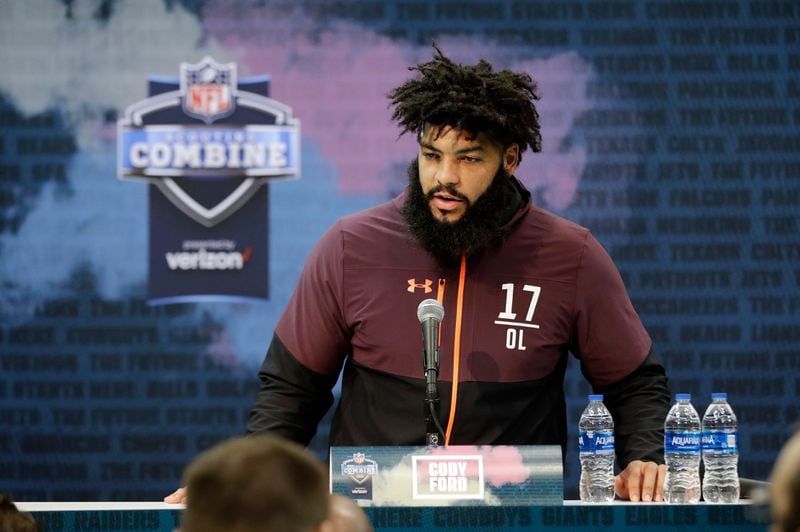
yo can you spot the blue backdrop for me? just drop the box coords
[0,0,798,500]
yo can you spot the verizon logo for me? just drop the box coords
[165,247,252,271]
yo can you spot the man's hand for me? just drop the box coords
[614,460,665,502]
[164,487,187,504]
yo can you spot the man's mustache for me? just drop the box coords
[425,184,470,204]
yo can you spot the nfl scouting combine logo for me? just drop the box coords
[117,57,300,303]
[118,57,299,227]
[341,452,378,500]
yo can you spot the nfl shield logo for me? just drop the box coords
[180,56,236,123]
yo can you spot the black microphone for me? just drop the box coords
[417,299,444,374]
[417,299,445,446]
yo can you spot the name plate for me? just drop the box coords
[330,445,562,506]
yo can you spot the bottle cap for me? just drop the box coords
[675,393,691,401]
[588,394,603,401]
[711,392,727,399]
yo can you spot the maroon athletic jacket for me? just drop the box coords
[247,180,670,467]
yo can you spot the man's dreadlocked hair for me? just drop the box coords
[389,46,542,163]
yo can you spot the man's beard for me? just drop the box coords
[402,161,517,266]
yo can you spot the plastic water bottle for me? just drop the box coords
[579,394,615,502]
[702,393,740,503]
[664,393,701,503]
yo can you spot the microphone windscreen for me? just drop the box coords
[417,299,444,323]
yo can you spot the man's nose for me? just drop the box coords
[436,158,460,186]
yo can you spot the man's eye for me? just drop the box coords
[463,156,480,163]
[422,152,439,160]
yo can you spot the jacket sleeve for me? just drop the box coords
[246,220,351,445]
[593,351,671,468]
[571,231,669,467]
[245,333,340,445]
[571,231,653,386]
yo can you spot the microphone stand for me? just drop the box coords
[423,344,444,447]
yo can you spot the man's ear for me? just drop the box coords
[504,144,520,173]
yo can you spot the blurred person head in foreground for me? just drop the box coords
[181,435,335,532]
[770,429,800,532]
[329,494,373,532]
[0,493,40,532]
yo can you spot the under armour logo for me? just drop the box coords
[407,278,433,293]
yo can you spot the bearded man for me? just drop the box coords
[245,47,671,503]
